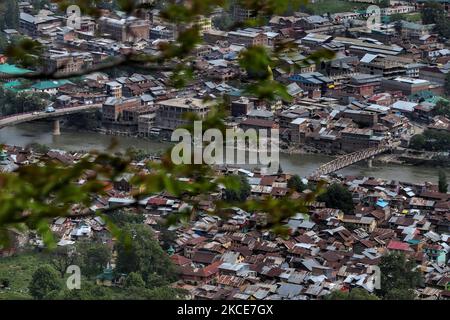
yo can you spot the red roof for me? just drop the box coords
[179,261,221,278]
[147,197,168,206]
[387,240,412,252]
[170,254,191,266]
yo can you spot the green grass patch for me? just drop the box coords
[401,13,422,22]
[301,0,370,15]
[0,252,45,300]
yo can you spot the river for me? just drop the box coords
[1,121,449,184]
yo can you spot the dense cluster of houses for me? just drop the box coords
[1,0,450,300]
[0,145,449,299]
[166,169,450,300]
[1,1,449,153]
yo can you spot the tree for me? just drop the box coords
[412,129,450,151]
[317,183,354,213]
[389,13,405,23]
[384,288,416,300]
[48,245,79,277]
[78,242,112,277]
[421,1,445,25]
[108,210,145,226]
[28,143,50,154]
[124,272,146,289]
[143,286,187,300]
[146,273,170,289]
[31,0,50,12]
[2,0,19,29]
[438,169,448,193]
[378,0,390,8]
[409,134,426,150]
[212,13,234,30]
[421,1,450,38]
[53,281,114,300]
[378,252,422,300]
[394,20,403,35]
[434,100,450,117]
[0,0,330,256]
[0,32,8,51]
[28,265,61,300]
[287,174,306,192]
[116,224,176,285]
[325,288,379,300]
[0,278,10,288]
[224,175,251,202]
[445,73,450,97]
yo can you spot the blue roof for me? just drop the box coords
[31,79,73,90]
[3,80,25,92]
[376,199,388,208]
[0,63,32,75]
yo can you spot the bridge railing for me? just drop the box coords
[310,145,391,177]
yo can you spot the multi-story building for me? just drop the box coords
[98,16,150,42]
[342,110,378,127]
[150,25,177,40]
[43,51,92,76]
[193,16,212,34]
[232,4,255,22]
[358,55,406,79]
[76,17,96,34]
[400,21,435,39]
[347,74,382,97]
[419,66,448,85]
[203,30,228,44]
[106,81,123,99]
[102,97,142,123]
[340,127,383,152]
[381,77,431,95]
[333,36,404,57]
[19,11,61,37]
[415,0,450,14]
[156,98,212,131]
[231,98,254,117]
[227,30,268,47]
[138,110,157,137]
[289,72,334,95]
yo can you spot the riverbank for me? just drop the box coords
[2,121,450,184]
[377,148,450,167]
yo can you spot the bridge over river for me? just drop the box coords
[0,104,102,135]
[310,145,393,177]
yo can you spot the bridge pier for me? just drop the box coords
[367,156,374,168]
[53,119,61,136]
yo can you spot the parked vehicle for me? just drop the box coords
[45,106,55,113]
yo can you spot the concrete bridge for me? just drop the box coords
[0,104,102,135]
[310,145,393,177]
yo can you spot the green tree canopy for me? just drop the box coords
[317,183,354,213]
[124,272,146,289]
[28,264,62,300]
[421,1,450,38]
[116,224,176,285]
[78,242,112,277]
[438,169,448,193]
[287,174,306,192]
[378,252,422,300]
[325,288,379,300]
[434,100,450,117]
[224,175,252,202]
[445,73,450,97]
[48,245,79,277]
